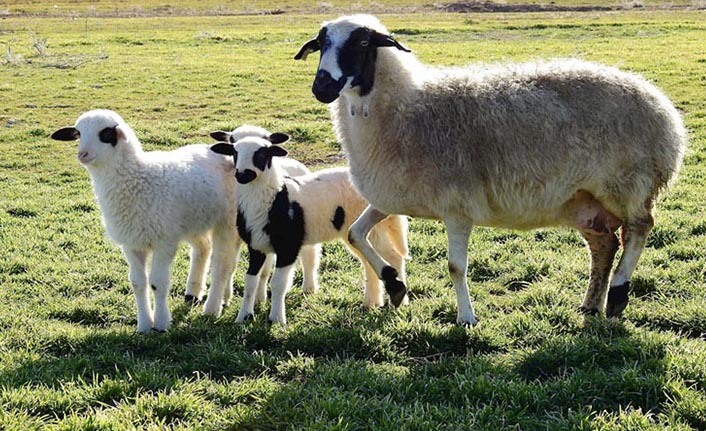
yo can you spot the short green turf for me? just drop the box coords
[1,5,706,431]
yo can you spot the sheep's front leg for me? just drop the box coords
[349,205,407,307]
[268,263,296,325]
[236,246,267,323]
[149,244,179,332]
[123,248,153,334]
[184,235,211,305]
[444,218,478,326]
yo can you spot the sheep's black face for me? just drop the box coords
[295,18,410,104]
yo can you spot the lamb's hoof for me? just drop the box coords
[184,294,200,306]
[606,282,630,318]
[381,266,407,307]
[243,313,254,322]
[151,328,167,334]
[578,306,599,316]
[460,317,479,328]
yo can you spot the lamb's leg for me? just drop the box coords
[444,218,478,326]
[299,244,321,294]
[606,213,654,318]
[578,230,620,315]
[349,205,407,307]
[184,234,211,305]
[236,246,267,323]
[268,263,296,325]
[254,253,274,305]
[149,244,179,332]
[123,248,153,334]
[202,226,240,317]
[345,243,385,308]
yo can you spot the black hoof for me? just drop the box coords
[243,313,254,322]
[606,282,630,318]
[222,303,229,310]
[578,306,599,316]
[184,294,200,306]
[381,266,407,307]
[151,328,167,334]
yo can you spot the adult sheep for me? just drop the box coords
[294,14,687,325]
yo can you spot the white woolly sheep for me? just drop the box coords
[50,111,310,333]
[295,14,687,325]
[210,135,409,325]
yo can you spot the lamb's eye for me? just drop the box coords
[99,126,117,146]
[360,40,369,47]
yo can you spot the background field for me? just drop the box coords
[2,2,706,430]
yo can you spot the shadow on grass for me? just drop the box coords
[0,303,675,429]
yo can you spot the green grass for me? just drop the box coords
[2,6,706,430]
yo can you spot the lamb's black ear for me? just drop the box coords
[210,131,231,142]
[268,133,290,145]
[210,142,235,156]
[294,37,320,60]
[51,127,80,141]
[371,31,411,53]
[268,146,288,158]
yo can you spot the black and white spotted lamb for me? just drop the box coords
[210,135,409,325]
[295,14,687,325]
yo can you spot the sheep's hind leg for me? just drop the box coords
[444,218,478,326]
[578,230,620,315]
[606,213,654,318]
[236,246,267,323]
[184,235,211,306]
[349,206,407,307]
[150,244,179,332]
[123,248,153,334]
[203,226,240,318]
[255,253,274,305]
[299,244,321,294]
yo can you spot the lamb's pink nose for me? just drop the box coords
[78,151,93,164]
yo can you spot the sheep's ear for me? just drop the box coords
[210,131,231,142]
[268,133,290,145]
[294,37,320,60]
[371,31,411,53]
[210,142,235,156]
[51,127,80,141]
[268,146,288,158]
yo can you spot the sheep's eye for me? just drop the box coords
[252,148,270,171]
[99,127,117,146]
[360,40,369,47]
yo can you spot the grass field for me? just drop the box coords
[1,3,706,430]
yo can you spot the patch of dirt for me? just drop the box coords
[434,1,628,13]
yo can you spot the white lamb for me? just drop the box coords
[210,135,409,325]
[295,14,687,325]
[50,111,311,333]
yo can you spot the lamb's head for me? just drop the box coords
[210,136,288,185]
[294,14,410,104]
[209,124,289,146]
[51,109,140,167]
